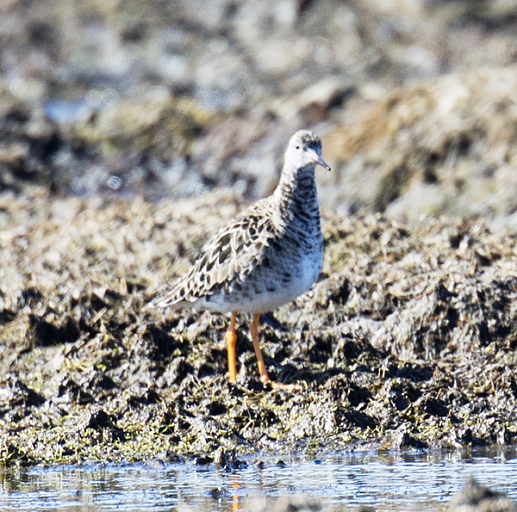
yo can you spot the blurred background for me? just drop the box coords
[2,0,517,222]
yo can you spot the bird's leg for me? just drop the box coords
[250,313,270,384]
[225,312,238,383]
[250,313,303,392]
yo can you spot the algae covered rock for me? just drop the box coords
[326,65,517,220]
[0,192,516,466]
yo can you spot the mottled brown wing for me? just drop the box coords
[152,200,278,307]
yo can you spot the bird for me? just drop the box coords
[150,129,330,387]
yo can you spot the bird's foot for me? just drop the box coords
[259,370,303,392]
[267,380,304,392]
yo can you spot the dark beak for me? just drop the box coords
[315,153,331,171]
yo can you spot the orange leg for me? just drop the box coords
[225,312,238,382]
[250,313,270,384]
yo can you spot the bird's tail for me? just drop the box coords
[144,277,189,311]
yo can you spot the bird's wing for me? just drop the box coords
[151,199,279,308]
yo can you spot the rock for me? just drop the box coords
[0,192,515,465]
[325,65,517,219]
[447,478,517,512]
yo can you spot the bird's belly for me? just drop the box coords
[196,247,323,314]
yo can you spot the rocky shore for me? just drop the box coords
[0,0,517,469]
[0,189,515,466]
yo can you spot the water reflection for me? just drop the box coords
[1,448,517,511]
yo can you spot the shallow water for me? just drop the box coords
[2,449,517,511]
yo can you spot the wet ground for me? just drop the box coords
[1,0,517,496]
[0,189,516,467]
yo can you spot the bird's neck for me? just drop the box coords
[274,164,319,221]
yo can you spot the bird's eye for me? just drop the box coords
[295,145,300,149]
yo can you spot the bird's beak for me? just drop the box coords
[314,152,331,171]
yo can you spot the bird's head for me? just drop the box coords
[285,130,331,172]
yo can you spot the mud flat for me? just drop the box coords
[0,188,515,466]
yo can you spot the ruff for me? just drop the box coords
[151,129,331,386]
